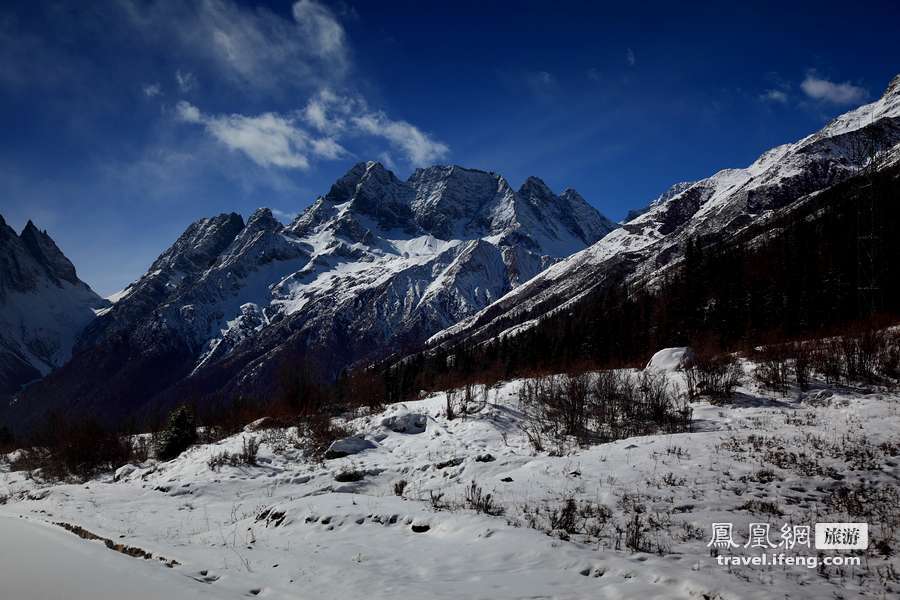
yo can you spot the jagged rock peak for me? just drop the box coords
[19,219,79,285]
[518,176,556,201]
[245,207,282,232]
[148,212,245,275]
[323,161,400,203]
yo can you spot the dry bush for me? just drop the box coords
[464,480,504,516]
[10,415,137,482]
[685,353,743,401]
[811,338,844,384]
[753,344,792,394]
[295,414,351,461]
[518,370,692,453]
[794,342,813,391]
[206,436,260,471]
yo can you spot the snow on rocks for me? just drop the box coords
[645,346,695,371]
[381,412,427,434]
[324,435,378,459]
[113,464,139,482]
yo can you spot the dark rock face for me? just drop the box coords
[12,162,613,426]
[0,218,107,400]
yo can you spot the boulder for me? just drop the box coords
[645,347,695,372]
[324,436,377,459]
[381,413,427,434]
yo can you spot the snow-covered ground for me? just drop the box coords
[2,359,898,599]
[0,514,221,599]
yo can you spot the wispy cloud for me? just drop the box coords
[801,72,867,105]
[177,91,448,169]
[301,89,449,165]
[176,101,337,169]
[175,70,196,93]
[352,112,449,165]
[119,0,349,92]
[626,48,636,67]
[142,82,162,97]
[760,89,788,103]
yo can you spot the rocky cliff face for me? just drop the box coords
[12,164,613,423]
[0,217,108,398]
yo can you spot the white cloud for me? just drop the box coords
[152,2,447,170]
[176,101,334,169]
[142,82,162,97]
[626,48,636,67]
[301,89,449,165]
[760,89,788,103]
[119,0,349,92]
[175,70,196,92]
[377,151,397,171]
[177,91,449,169]
[351,112,449,166]
[801,73,867,105]
[292,0,346,61]
[175,101,202,123]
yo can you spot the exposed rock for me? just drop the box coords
[381,413,427,434]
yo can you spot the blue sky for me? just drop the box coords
[2,0,899,295]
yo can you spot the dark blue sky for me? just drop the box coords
[2,0,899,295]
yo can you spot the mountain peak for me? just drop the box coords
[18,219,79,285]
[246,207,281,231]
[885,73,900,98]
[519,176,555,200]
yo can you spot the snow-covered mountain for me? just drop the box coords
[429,74,900,351]
[0,217,108,398]
[13,164,613,422]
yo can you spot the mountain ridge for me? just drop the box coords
[426,73,900,352]
[8,163,614,426]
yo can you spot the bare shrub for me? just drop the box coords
[685,353,743,401]
[428,490,450,511]
[812,338,844,384]
[753,343,792,394]
[878,330,900,380]
[240,436,260,466]
[10,415,136,481]
[793,342,813,391]
[518,370,692,453]
[464,480,504,516]
[738,499,783,515]
[295,414,351,461]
